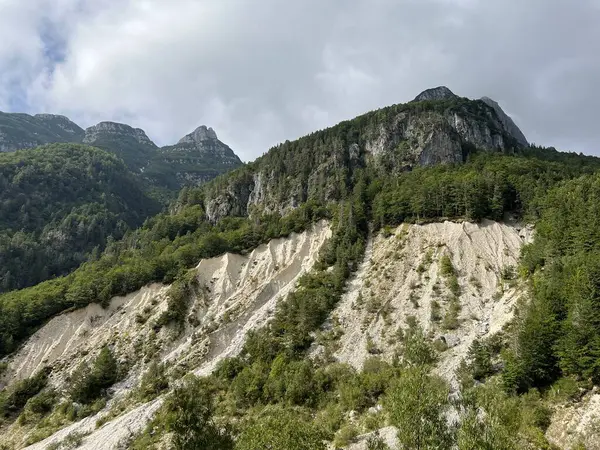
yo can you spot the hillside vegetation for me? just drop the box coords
[0,144,161,294]
[2,93,600,449]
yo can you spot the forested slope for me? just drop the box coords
[0,144,161,293]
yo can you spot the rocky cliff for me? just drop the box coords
[480,96,529,147]
[83,122,157,149]
[0,112,84,152]
[147,125,242,185]
[0,110,244,191]
[82,121,158,172]
[412,85,458,102]
[203,87,529,223]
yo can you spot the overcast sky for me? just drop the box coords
[1,0,599,161]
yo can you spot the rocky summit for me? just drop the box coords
[203,86,530,223]
[0,112,84,152]
[412,85,458,102]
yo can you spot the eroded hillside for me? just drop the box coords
[320,220,532,386]
[1,221,330,449]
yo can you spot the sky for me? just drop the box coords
[0,0,599,161]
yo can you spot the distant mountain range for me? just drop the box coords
[0,112,243,190]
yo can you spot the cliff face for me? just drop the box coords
[480,96,529,147]
[0,113,243,191]
[149,125,243,189]
[83,121,157,149]
[0,112,84,151]
[204,88,528,223]
[82,121,158,172]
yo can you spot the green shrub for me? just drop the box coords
[0,368,49,417]
[70,347,119,404]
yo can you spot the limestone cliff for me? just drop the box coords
[203,87,528,223]
[0,112,84,152]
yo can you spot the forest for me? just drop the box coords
[0,144,161,293]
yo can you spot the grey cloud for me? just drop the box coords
[1,0,599,160]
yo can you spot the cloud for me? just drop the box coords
[1,0,599,160]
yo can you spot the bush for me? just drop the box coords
[0,368,49,417]
[136,361,169,402]
[70,346,119,404]
[236,406,325,450]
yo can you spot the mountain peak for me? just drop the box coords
[479,96,529,147]
[83,121,157,148]
[178,125,218,145]
[413,86,457,102]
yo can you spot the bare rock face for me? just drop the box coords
[203,87,528,223]
[0,111,84,152]
[177,125,219,144]
[413,86,458,102]
[480,96,529,147]
[83,121,157,148]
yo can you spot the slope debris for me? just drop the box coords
[323,220,532,387]
[0,221,330,449]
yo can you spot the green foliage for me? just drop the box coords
[0,144,161,293]
[440,255,455,276]
[0,368,49,418]
[402,323,437,367]
[503,174,600,390]
[458,382,552,450]
[135,361,169,402]
[235,406,325,450]
[165,376,233,450]
[366,432,390,450]
[384,366,453,450]
[155,269,199,330]
[69,347,119,404]
[0,200,329,357]
[372,151,598,227]
[334,423,359,447]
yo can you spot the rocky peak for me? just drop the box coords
[413,86,458,102]
[480,97,529,147]
[177,125,218,145]
[83,121,157,148]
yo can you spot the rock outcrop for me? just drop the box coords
[0,111,84,152]
[145,125,243,189]
[204,88,528,223]
[480,96,529,147]
[83,121,157,149]
[317,220,532,387]
[412,85,458,102]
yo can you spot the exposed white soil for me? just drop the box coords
[0,221,330,449]
[546,391,600,450]
[346,426,399,450]
[325,220,533,387]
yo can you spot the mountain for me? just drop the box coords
[0,118,242,291]
[203,87,530,222]
[145,125,243,190]
[82,121,158,172]
[0,113,243,191]
[480,96,529,147]
[80,121,243,190]
[0,112,84,151]
[2,87,599,449]
[412,85,458,102]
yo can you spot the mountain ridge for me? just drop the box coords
[1,87,600,449]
